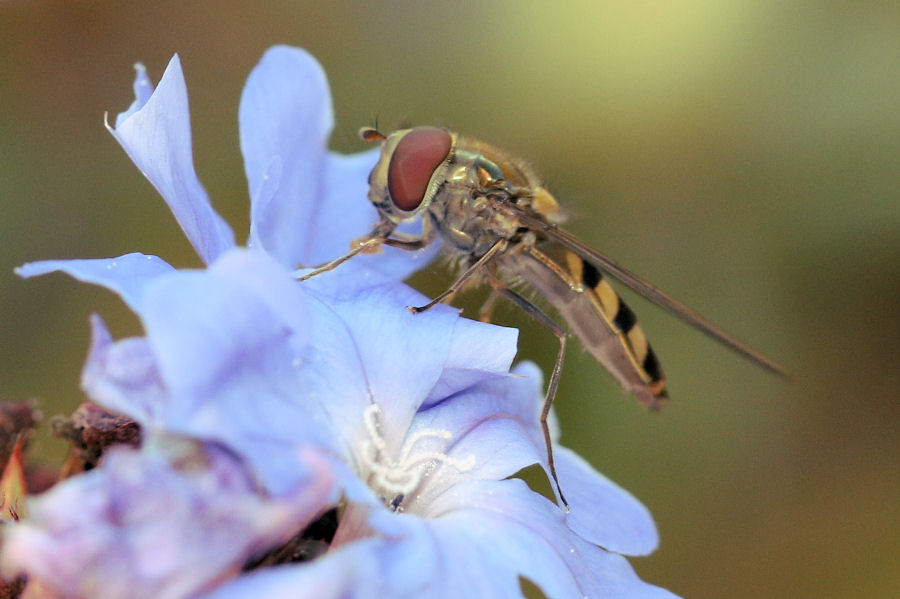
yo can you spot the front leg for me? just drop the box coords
[381,217,437,252]
[296,218,437,281]
[295,235,386,281]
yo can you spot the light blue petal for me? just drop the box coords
[240,46,332,267]
[80,249,467,498]
[294,257,403,300]
[240,46,438,278]
[0,444,333,599]
[400,374,547,512]
[117,249,455,498]
[423,361,562,490]
[370,517,523,598]
[424,317,518,403]
[135,256,337,495]
[431,355,658,554]
[215,480,677,599]
[444,317,518,374]
[16,253,175,313]
[108,54,235,264]
[319,279,463,449]
[208,249,315,336]
[82,314,168,424]
[425,479,680,599]
[246,154,282,255]
[290,263,525,488]
[202,523,519,599]
[560,445,660,556]
[294,148,375,266]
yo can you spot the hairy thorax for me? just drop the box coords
[425,148,546,262]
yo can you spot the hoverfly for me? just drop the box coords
[301,126,786,505]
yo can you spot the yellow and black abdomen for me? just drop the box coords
[503,241,668,409]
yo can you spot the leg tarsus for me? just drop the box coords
[489,281,569,510]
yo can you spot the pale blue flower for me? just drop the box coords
[8,46,677,599]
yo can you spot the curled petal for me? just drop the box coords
[108,54,235,264]
[424,317,519,405]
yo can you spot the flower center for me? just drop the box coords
[359,403,475,511]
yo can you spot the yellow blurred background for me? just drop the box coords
[1,2,898,597]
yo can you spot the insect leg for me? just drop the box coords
[486,278,569,509]
[381,216,438,251]
[407,239,508,314]
[382,236,429,251]
[478,288,502,323]
[297,218,438,282]
[295,235,386,281]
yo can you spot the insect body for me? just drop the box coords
[302,126,786,503]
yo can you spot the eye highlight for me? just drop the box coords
[387,127,452,212]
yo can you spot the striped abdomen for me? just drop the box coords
[501,242,668,409]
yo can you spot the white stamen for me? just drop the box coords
[360,403,475,505]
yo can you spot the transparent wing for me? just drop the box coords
[510,207,788,378]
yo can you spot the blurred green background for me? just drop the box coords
[2,2,898,597]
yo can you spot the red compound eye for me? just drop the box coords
[387,127,452,211]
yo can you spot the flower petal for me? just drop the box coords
[560,446,660,556]
[71,249,482,500]
[1,443,333,599]
[211,481,678,599]
[424,354,659,556]
[133,253,335,495]
[16,253,175,313]
[108,54,235,264]
[424,317,519,405]
[317,278,464,448]
[240,45,332,266]
[420,479,679,599]
[402,367,548,509]
[82,313,168,424]
[240,46,438,277]
[199,539,385,599]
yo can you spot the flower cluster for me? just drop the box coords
[1,47,677,598]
